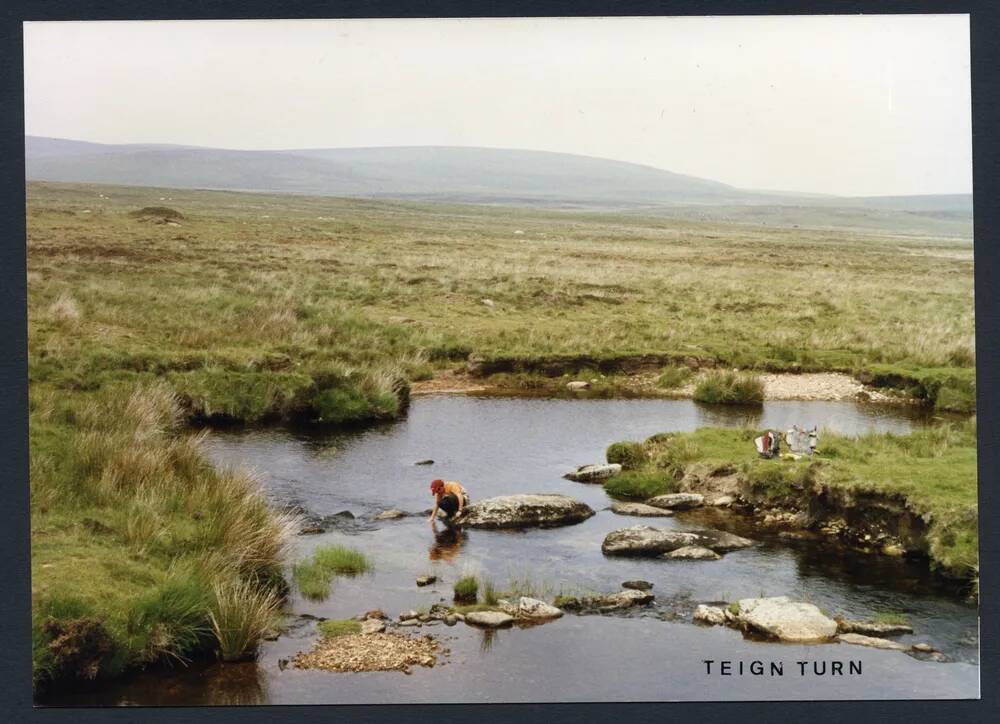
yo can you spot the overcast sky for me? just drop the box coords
[24,15,971,196]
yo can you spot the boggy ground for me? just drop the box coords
[26,181,975,691]
[601,422,979,582]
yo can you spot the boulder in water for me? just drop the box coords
[564,463,621,482]
[375,509,407,521]
[602,525,753,556]
[465,611,514,628]
[734,597,837,642]
[456,494,595,529]
[646,493,705,510]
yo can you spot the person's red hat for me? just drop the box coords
[430,479,444,494]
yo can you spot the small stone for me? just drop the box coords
[399,619,421,627]
[664,546,721,561]
[517,597,564,620]
[375,509,407,521]
[363,609,387,620]
[444,615,458,626]
[481,298,496,308]
[278,658,289,671]
[399,610,419,621]
[882,544,906,557]
[693,605,727,626]
[415,459,434,466]
[566,381,590,391]
[712,495,735,507]
[622,580,654,591]
[912,643,937,653]
[360,619,386,635]
[416,575,437,587]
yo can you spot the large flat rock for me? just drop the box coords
[456,494,595,529]
[601,525,754,556]
[735,596,838,642]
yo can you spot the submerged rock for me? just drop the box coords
[564,463,622,482]
[734,597,838,642]
[838,633,909,651]
[646,493,705,510]
[456,494,595,529]
[518,597,564,620]
[416,575,437,587]
[465,611,514,628]
[664,545,721,561]
[414,459,435,466]
[602,525,753,556]
[375,509,407,521]
[693,605,727,626]
[835,618,914,636]
[621,580,654,591]
[610,502,674,517]
[598,589,655,609]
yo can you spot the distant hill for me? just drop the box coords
[24,136,973,233]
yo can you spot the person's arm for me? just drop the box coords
[429,497,439,524]
[456,491,465,515]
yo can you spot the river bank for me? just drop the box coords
[599,421,978,583]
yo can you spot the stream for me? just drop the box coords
[45,397,980,704]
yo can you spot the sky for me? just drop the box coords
[23,15,972,197]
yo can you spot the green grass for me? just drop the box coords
[872,610,910,627]
[317,619,362,638]
[453,575,479,603]
[606,421,978,577]
[693,371,765,404]
[292,545,372,600]
[603,471,676,499]
[29,384,295,689]
[657,365,694,389]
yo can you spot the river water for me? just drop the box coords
[45,397,980,704]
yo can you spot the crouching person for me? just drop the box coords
[429,479,470,526]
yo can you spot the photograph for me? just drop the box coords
[22,14,979,706]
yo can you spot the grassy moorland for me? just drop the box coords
[27,181,975,686]
[603,420,978,578]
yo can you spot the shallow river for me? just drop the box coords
[48,397,980,704]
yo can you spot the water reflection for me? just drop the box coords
[429,527,466,562]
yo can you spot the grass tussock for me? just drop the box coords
[30,383,295,689]
[453,575,479,603]
[208,578,284,662]
[693,371,765,404]
[292,545,371,601]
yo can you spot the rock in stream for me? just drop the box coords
[455,494,595,529]
[601,525,754,556]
